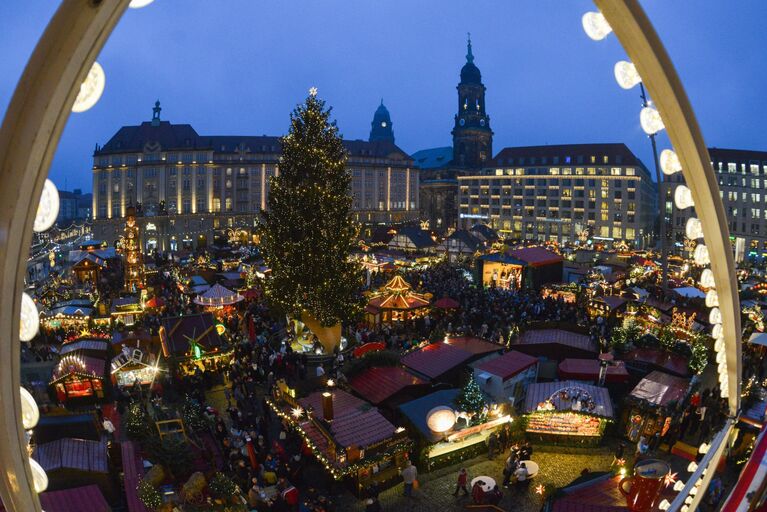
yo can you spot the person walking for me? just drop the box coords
[400,460,417,497]
[487,432,498,460]
[453,468,469,497]
[502,453,518,487]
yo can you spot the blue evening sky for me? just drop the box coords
[1,1,766,191]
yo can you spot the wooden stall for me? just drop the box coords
[50,350,107,403]
[622,370,690,443]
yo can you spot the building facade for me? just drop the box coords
[457,143,657,246]
[667,147,767,263]
[92,102,418,250]
[57,189,92,225]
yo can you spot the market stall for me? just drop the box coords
[110,346,162,387]
[523,381,614,446]
[158,313,231,376]
[268,385,412,496]
[398,389,512,471]
[40,299,93,330]
[110,296,142,327]
[50,351,108,403]
[193,283,244,313]
[622,370,690,443]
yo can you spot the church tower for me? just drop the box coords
[369,100,395,144]
[452,35,493,168]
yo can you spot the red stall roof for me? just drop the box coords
[39,485,111,512]
[349,366,427,405]
[475,350,538,381]
[558,359,630,384]
[508,246,563,267]
[401,339,502,379]
[629,370,690,407]
[121,441,150,512]
[519,329,595,353]
[624,348,690,377]
[299,389,366,421]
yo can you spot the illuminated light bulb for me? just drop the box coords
[714,337,725,353]
[685,496,693,504]
[700,269,715,288]
[686,217,703,240]
[681,506,689,512]
[718,374,728,386]
[709,307,722,325]
[640,106,664,135]
[720,386,729,398]
[693,244,710,266]
[660,149,682,175]
[658,499,671,511]
[689,486,698,496]
[712,323,723,340]
[674,480,685,492]
[614,61,641,89]
[33,179,60,232]
[19,292,39,342]
[716,350,726,365]
[129,0,155,7]
[582,11,612,41]
[718,361,727,374]
[29,457,48,492]
[706,289,719,308]
[20,387,39,430]
[674,185,694,209]
[71,62,105,113]
[699,442,710,454]
[687,461,698,473]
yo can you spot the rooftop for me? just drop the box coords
[348,366,427,405]
[474,350,538,381]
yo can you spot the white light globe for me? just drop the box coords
[660,149,682,175]
[426,406,456,433]
[687,461,698,473]
[659,499,671,511]
[714,337,725,353]
[72,61,105,113]
[712,323,723,340]
[685,217,703,240]
[674,185,694,209]
[720,386,729,398]
[693,244,710,265]
[29,457,48,492]
[640,107,664,135]
[614,61,641,89]
[129,0,155,7]
[674,480,685,492]
[20,387,39,430]
[582,11,612,41]
[19,292,39,342]
[716,349,726,365]
[699,268,715,288]
[33,179,60,232]
[706,289,719,308]
[717,361,727,374]
[709,307,722,325]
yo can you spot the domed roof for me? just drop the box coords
[373,101,392,123]
[460,36,482,84]
[369,100,395,143]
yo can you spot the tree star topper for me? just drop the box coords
[309,86,318,97]
[663,471,678,488]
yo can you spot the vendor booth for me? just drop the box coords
[557,358,630,385]
[110,296,142,327]
[399,389,512,470]
[622,370,690,443]
[268,385,412,496]
[515,329,597,361]
[473,350,539,406]
[50,350,107,402]
[33,438,113,499]
[40,299,93,330]
[401,337,503,384]
[523,381,614,446]
[110,346,161,387]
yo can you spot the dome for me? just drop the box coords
[369,100,395,143]
[460,61,482,84]
[372,101,392,124]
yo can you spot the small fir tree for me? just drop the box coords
[455,374,487,425]
[257,91,364,328]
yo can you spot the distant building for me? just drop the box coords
[458,143,657,246]
[57,189,92,225]
[666,147,767,263]
[414,35,493,233]
[91,102,419,250]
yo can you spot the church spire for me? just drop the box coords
[466,32,474,64]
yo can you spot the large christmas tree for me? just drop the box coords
[258,90,363,349]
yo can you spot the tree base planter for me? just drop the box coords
[301,310,341,354]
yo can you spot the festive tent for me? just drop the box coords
[623,370,690,443]
[144,296,165,309]
[366,275,431,324]
[193,283,244,307]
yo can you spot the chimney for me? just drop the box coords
[322,392,333,421]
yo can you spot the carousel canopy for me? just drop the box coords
[193,283,244,306]
[368,275,430,311]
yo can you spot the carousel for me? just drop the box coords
[365,275,431,325]
[193,283,244,312]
